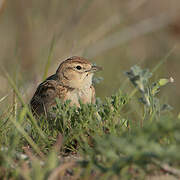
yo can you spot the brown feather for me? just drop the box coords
[30,56,102,117]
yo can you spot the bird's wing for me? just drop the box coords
[30,79,67,117]
[90,85,96,104]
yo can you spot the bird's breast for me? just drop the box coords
[65,87,92,106]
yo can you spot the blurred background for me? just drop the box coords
[0,0,180,113]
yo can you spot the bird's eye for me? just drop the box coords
[76,65,82,70]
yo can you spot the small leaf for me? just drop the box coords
[161,104,173,112]
[159,78,170,86]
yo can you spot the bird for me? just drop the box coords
[30,56,102,117]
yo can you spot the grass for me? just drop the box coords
[0,62,179,180]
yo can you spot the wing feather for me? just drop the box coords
[30,77,67,117]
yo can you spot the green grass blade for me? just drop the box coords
[9,116,44,157]
[1,67,46,140]
[152,46,176,73]
[43,35,56,81]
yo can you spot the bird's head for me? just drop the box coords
[56,56,102,89]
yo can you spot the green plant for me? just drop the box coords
[126,65,174,122]
[0,64,179,180]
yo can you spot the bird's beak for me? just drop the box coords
[86,65,103,73]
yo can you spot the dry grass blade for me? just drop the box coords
[48,161,76,180]
[23,146,44,161]
[74,14,123,55]
[152,159,180,178]
[12,90,17,118]
[20,162,31,180]
[0,93,9,104]
[160,164,180,178]
[85,13,178,57]
[53,133,63,152]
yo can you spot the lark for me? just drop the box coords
[30,56,102,117]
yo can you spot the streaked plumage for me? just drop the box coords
[30,56,101,117]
